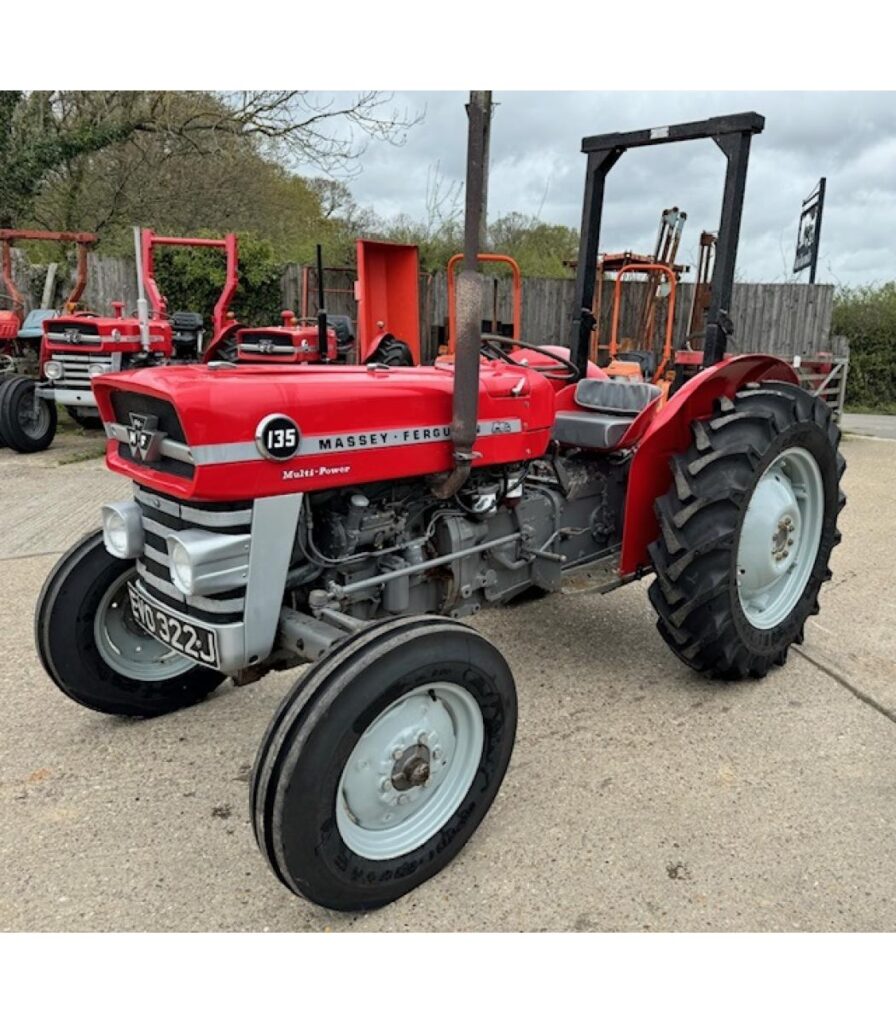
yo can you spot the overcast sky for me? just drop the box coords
[295,91,896,287]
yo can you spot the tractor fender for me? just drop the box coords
[618,353,800,576]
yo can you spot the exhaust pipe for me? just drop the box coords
[133,226,151,353]
[432,90,491,499]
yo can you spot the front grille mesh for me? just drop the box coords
[56,353,113,391]
[134,485,253,624]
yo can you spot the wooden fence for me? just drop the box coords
[2,250,843,363]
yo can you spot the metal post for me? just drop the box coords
[703,129,755,367]
[571,149,623,373]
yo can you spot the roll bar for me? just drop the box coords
[0,229,97,319]
[570,111,764,376]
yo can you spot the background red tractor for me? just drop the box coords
[36,98,845,913]
[0,228,240,452]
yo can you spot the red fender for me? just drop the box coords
[619,354,800,576]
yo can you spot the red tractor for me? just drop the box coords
[229,241,420,368]
[36,104,845,912]
[0,229,240,452]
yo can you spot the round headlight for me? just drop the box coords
[44,360,63,381]
[170,541,194,595]
[87,363,106,378]
[104,510,129,557]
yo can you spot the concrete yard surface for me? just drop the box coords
[1,429,895,931]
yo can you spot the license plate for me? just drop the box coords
[127,583,220,668]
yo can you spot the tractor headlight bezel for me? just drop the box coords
[164,529,251,597]
[101,500,145,559]
[44,360,63,381]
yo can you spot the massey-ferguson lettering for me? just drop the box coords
[35,107,846,914]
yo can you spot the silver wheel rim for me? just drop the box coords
[19,393,51,438]
[336,682,485,861]
[94,569,193,681]
[737,447,824,629]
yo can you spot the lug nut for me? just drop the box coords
[433,747,443,760]
[392,747,403,761]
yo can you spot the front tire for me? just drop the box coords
[251,616,517,911]
[35,531,224,716]
[648,381,846,679]
[0,375,57,452]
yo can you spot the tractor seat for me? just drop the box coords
[171,311,204,333]
[553,378,661,450]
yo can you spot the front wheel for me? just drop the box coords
[648,381,846,679]
[0,375,57,452]
[35,531,224,716]
[251,616,517,911]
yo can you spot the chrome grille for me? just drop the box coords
[54,353,114,391]
[134,484,253,624]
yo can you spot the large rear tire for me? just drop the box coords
[35,531,224,716]
[251,616,517,911]
[648,381,846,680]
[0,375,57,452]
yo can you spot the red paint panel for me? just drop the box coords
[356,240,421,362]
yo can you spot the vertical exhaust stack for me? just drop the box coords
[432,90,492,499]
[133,226,151,353]
[315,243,330,362]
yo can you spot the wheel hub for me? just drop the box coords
[736,448,824,629]
[336,682,484,860]
[391,743,431,790]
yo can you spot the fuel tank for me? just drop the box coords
[92,361,556,502]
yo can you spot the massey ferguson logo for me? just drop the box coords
[127,413,166,462]
[258,339,275,354]
[64,327,81,343]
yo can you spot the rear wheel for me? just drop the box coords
[36,531,224,716]
[251,616,517,910]
[648,381,846,679]
[0,375,57,452]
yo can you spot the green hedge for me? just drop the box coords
[151,233,284,330]
[833,283,896,409]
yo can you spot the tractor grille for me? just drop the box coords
[134,484,253,625]
[55,353,113,391]
[46,322,101,343]
[110,391,195,479]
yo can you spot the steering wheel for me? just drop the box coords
[480,334,578,382]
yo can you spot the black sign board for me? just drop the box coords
[794,178,826,281]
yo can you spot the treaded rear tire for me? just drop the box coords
[648,381,846,680]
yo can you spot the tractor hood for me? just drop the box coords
[92,362,556,502]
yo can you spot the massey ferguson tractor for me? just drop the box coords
[0,229,240,452]
[36,101,845,913]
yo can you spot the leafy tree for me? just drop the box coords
[0,90,420,230]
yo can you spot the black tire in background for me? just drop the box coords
[648,381,846,680]
[0,375,15,447]
[35,531,224,716]
[0,375,57,452]
[66,405,104,430]
[251,616,517,911]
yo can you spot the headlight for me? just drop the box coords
[169,539,194,595]
[44,360,63,381]
[87,363,106,378]
[101,501,144,559]
[165,529,250,597]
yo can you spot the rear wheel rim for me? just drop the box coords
[336,682,485,860]
[737,447,824,629]
[18,391,51,438]
[94,569,193,681]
